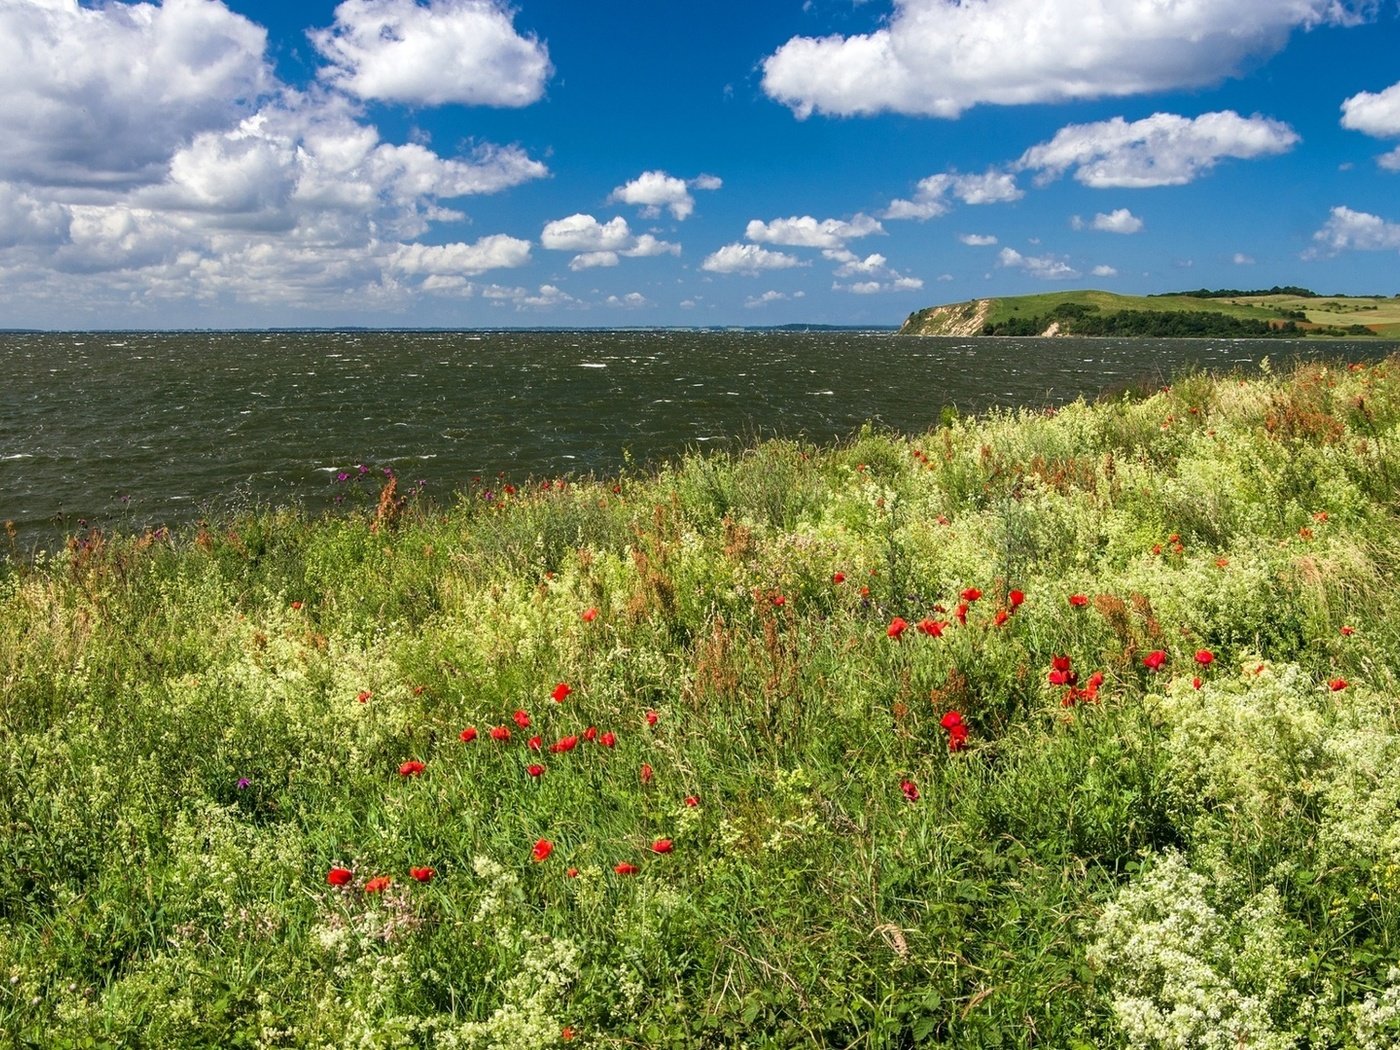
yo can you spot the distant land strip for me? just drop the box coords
[898,288,1400,339]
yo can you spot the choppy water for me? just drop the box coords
[0,329,1389,547]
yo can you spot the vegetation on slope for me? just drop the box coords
[5,359,1400,1046]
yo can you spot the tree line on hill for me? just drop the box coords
[1154,286,1319,299]
[982,302,1301,338]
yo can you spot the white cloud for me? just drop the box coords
[1341,81,1400,138]
[1380,147,1400,172]
[0,0,272,189]
[606,292,649,308]
[745,213,884,248]
[1309,205,1400,255]
[999,247,1080,280]
[1091,208,1144,234]
[608,170,722,221]
[701,243,804,275]
[745,289,803,308]
[540,213,679,269]
[1092,264,1118,277]
[390,234,531,276]
[884,170,1021,220]
[310,0,550,107]
[1233,252,1255,265]
[1020,111,1299,188]
[959,233,998,246]
[762,0,1371,119]
[824,248,924,293]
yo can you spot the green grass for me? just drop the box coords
[5,358,1400,1046]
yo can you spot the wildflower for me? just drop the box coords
[650,838,674,854]
[398,760,425,777]
[460,726,478,743]
[954,602,969,625]
[566,867,579,878]
[900,779,919,803]
[357,690,373,703]
[581,608,598,623]
[409,867,435,883]
[1008,589,1025,609]
[993,609,1009,627]
[832,571,846,584]
[887,617,909,639]
[961,587,982,602]
[513,709,532,729]
[562,1026,575,1041]
[327,867,353,887]
[1329,678,1349,691]
[532,839,553,863]
[528,735,542,751]
[364,876,391,894]
[490,726,511,742]
[236,777,251,790]
[771,594,786,607]
[599,731,616,748]
[640,763,654,783]
[527,764,545,778]
[614,862,639,875]
[1340,625,1356,636]
[290,600,303,611]
[1194,649,1215,666]
[941,711,969,751]
[1048,655,1076,687]
[684,795,700,807]
[583,726,598,742]
[917,618,947,637]
[551,683,572,703]
[1068,594,1089,607]
[645,710,658,726]
[1143,650,1167,671]
[549,735,579,753]
[1193,677,1203,690]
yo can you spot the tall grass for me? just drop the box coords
[3,358,1400,1047]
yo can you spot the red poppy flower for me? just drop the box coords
[364,876,392,894]
[640,763,653,783]
[1068,594,1088,607]
[1340,625,1356,636]
[887,616,909,639]
[1329,678,1348,691]
[961,587,982,602]
[599,731,616,748]
[327,867,353,887]
[409,866,435,883]
[771,594,786,607]
[562,1026,575,1041]
[551,683,572,703]
[1008,590,1025,608]
[460,726,478,743]
[1143,650,1167,671]
[940,711,964,730]
[614,862,639,875]
[528,734,542,751]
[650,838,674,854]
[900,779,919,803]
[566,867,578,878]
[993,609,1009,627]
[532,838,553,863]
[1084,671,1104,699]
[549,735,579,753]
[490,725,511,742]
[291,600,304,611]
[527,763,545,777]
[954,602,969,625]
[398,760,425,777]
[832,572,846,584]
[947,724,969,752]
[583,726,598,742]
[1194,649,1215,666]
[513,709,531,728]
[357,690,373,703]
[581,608,598,623]
[645,710,658,726]
[1192,677,1202,690]
[684,795,700,807]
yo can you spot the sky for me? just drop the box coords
[2,0,1400,329]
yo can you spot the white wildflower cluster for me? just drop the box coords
[1348,967,1400,1050]
[432,933,579,1050]
[1089,851,1301,1049]
[471,854,523,924]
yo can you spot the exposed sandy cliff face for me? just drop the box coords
[897,298,994,336]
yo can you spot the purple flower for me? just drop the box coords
[236,777,251,790]
[358,464,369,475]
[336,472,349,482]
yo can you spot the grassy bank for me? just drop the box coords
[4,358,1400,1047]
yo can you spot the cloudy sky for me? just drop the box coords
[3,0,1399,329]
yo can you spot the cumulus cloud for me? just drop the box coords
[701,243,804,275]
[606,292,649,308]
[999,247,1080,280]
[824,248,923,293]
[959,233,998,246]
[1089,208,1144,234]
[1309,205,1400,255]
[1341,81,1400,138]
[1091,264,1118,277]
[540,213,679,269]
[1020,111,1299,188]
[608,170,722,220]
[390,234,531,275]
[884,170,1021,220]
[762,0,1373,119]
[1233,252,1255,265]
[745,289,805,308]
[1380,147,1400,171]
[310,0,550,107]
[744,213,883,248]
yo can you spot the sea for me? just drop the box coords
[0,329,1390,550]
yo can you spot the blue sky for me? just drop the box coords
[2,0,1399,329]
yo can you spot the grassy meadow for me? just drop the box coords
[6,357,1400,1047]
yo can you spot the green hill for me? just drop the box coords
[899,289,1400,339]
